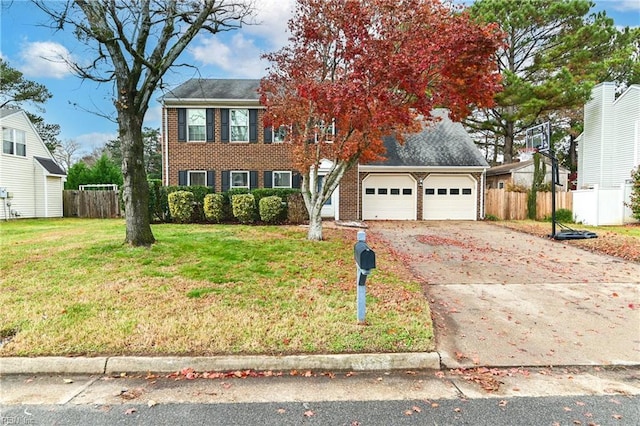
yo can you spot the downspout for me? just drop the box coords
[43,173,48,217]
[480,170,485,220]
[163,107,169,186]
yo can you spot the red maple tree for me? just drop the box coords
[259,0,503,240]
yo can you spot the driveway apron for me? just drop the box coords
[368,221,640,368]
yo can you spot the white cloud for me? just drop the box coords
[19,41,74,79]
[190,33,267,78]
[612,0,640,11]
[75,132,118,155]
[144,105,162,129]
[245,0,294,48]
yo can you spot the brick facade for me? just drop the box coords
[163,108,294,191]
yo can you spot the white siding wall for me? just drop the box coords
[0,111,63,219]
[47,176,64,217]
[578,83,612,188]
[612,86,640,187]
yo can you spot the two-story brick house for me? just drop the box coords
[161,78,489,221]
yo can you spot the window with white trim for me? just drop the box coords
[187,109,206,141]
[2,127,26,156]
[273,125,288,143]
[188,171,206,186]
[231,171,249,189]
[273,171,292,188]
[315,119,335,143]
[230,109,249,142]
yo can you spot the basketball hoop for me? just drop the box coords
[525,122,550,154]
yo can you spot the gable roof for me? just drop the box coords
[162,79,261,102]
[0,107,21,119]
[370,109,488,168]
[487,158,568,176]
[34,156,66,176]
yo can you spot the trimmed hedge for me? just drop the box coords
[232,193,257,224]
[259,196,283,223]
[168,191,195,223]
[204,193,225,223]
[147,182,304,224]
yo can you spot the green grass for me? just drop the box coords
[0,218,433,357]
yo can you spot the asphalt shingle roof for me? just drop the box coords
[34,156,66,175]
[163,79,261,101]
[372,109,489,168]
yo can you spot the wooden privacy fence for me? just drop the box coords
[63,190,121,218]
[485,188,573,220]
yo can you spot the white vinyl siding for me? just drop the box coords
[0,111,65,219]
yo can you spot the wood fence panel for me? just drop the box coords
[485,189,572,220]
[63,190,120,218]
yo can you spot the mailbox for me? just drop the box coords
[354,241,376,271]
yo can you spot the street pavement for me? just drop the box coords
[2,221,639,424]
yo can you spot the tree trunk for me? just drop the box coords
[504,120,514,163]
[120,113,155,246]
[307,203,324,241]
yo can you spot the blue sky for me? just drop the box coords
[1,0,639,157]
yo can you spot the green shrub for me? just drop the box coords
[204,193,226,223]
[545,208,573,223]
[287,192,308,224]
[148,179,166,222]
[484,214,499,221]
[259,196,283,223]
[168,191,195,223]
[232,193,257,224]
[626,167,640,221]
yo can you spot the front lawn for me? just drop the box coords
[0,219,433,357]
[496,220,640,263]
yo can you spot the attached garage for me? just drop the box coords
[362,174,417,220]
[422,174,478,220]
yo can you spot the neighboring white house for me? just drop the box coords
[486,158,570,191]
[0,108,67,219]
[573,83,640,225]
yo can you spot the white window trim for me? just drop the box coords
[230,170,250,189]
[273,171,292,188]
[187,108,206,142]
[272,125,290,143]
[188,170,207,186]
[230,109,250,143]
[2,127,27,157]
[314,119,335,143]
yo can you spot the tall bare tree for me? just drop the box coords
[36,0,254,246]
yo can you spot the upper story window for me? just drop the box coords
[188,109,206,141]
[273,125,288,143]
[2,127,26,157]
[230,109,249,142]
[315,119,335,143]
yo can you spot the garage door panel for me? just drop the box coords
[363,174,416,220]
[423,175,477,220]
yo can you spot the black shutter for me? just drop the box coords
[292,172,301,189]
[249,110,258,143]
[207,170,215,190]
[250,171,258,189]
[206,108,215,142]
[264,171,273,188]
[178,170,187,186]
[264,126,272,144]
[178,109,186,142]
[221,109,229,142]
[222,171,230,192]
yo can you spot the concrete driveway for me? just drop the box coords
[368,221,640,368]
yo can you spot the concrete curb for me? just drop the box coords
[0,352,441,375]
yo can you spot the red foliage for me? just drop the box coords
[259,0,504,172]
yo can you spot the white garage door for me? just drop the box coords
[423,174,477,220]
[362,174,416,220]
